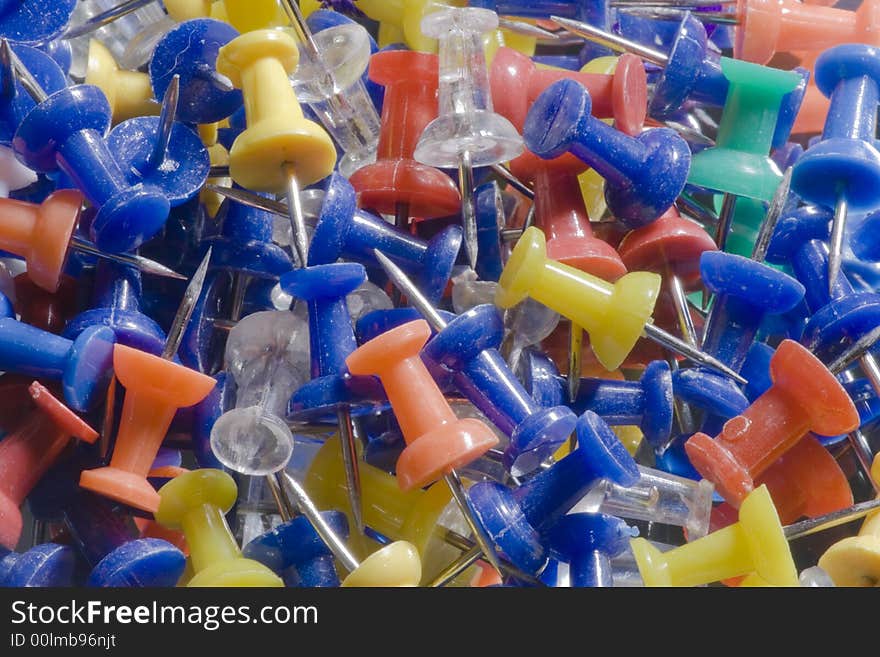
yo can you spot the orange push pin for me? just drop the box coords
[631,484,799,587]
[155,469,283,587]
[346,318,507,575]
[79,251,217,514]
[0,382,97,549]
[685,339,859,508]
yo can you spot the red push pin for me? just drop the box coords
[0,381,98,549]
[13,272,78,335]
[752,433,853,525]
[490,47,648,135]
[618,205,717,344]
[348,50,461,230]
[685,339,859,507]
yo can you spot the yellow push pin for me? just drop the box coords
[216,28,336,265]
[85,39,158,124]
[496,226,745,381]
[818,455,880,587]
[356,0,466,52]
[630,484,799,587]
[155,469,284,587]
[340,541,422,587]
[214,0,288,32]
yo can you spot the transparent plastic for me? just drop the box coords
[210,310,310,476]
[413,7,523,169]
[502,297,561,371]
[346,280,393,326]
[291,23,381,177]
[574,465,715,539]
[799,566,835,587]
[119,14,177,70]
[451,269,498,314]
[0,146,37,198]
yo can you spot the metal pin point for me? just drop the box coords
[3,38,47,103]
[783,498,880,541]
[828,193,848,297]
[146,74,179,173]
[549,16,669,66]
[283,164,310,268]
[459,150,479,270]
[614,6,739,24]
[63,0,156,41]
[336,406,365,534]
[161,246,211,361]
[642,322,747,385]
[491,163,534,200]
[568,322,582,403]
[837,370,880,494]
[497,17,561,41]
[0,39,14,100]
[264,470,294,523]
[372,248,508,577]
[278,470,361,574]
[207,184,290,217]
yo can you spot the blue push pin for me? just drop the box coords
[0,543,78,587]
[12,81,171,254]
[671,366,750,425]
[149,18,243,126]
[741,341,775,402]
[474,181,505,283]
[467,411,639,574]
[699,250,805,375]
[62,489,185,587]
[791,44,880,296]
[63,261,166,355]
[523,78,691,228]
[0,318,114,411]
[767,205,880,397]
[566,360,674,450]
[308,173,462,305]
[283,261,387,533]
[547,512,637,587]
[372,250,579,477]
[190,371,229,469]
[0,42,67,145]
[550,13,806,151]
[0,0,75,44]
[243,511,349,587]
[107,75,211,208]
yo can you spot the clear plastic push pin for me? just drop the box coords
[413,6,524,270]
[281,0,381,177]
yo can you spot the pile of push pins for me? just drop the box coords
[1,0,880,590]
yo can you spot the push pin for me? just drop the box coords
[155,469,283,586]
[495,226,745,381]
[276,470,423,587]
[79,250,218,513]
[0,0,75,44]
[0,43,68,144]
[631,484,799,586]
[576,464,716,539]
[244,511,349,587]
[215,28,337,274]
[280,0,381,177]
[85,39,158,124]
[149,17,243,126]
[284,262,385,533]
[348,50,461,233]
[819,456,880,586]
[548,513,638,587]
[107,74,211,209]
[685,339,859,507]
[466,411,639,574]
[306,173,462,305]
[490,47,647,136]
[413,6,524,269]
[550,14,806,151]
[791,44,880,295]
[524,78,690,229]
[0,382,98,550]
[0,543,77,587]
[374,249,580,477]
[9,50,171,254]
[346,317,510,574]
[62,0,200,41]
